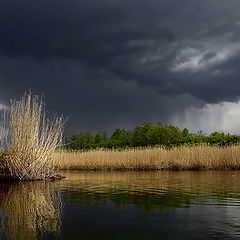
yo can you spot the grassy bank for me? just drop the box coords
[56,145,240,171]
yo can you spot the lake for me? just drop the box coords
[0,171,240,239]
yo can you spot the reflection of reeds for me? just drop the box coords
[0,93,64,180]
[56,145,240,170]
[57,170,240,211]
[0,181,62,240]
[59,170,240,193]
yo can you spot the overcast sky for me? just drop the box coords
[1,0,240,135]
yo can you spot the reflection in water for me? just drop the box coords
[0,171,240,239]
[0,181,62,240]
[56,171,240,240]
[58,171,240,210]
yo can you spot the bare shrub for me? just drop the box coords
[0,93,64,180]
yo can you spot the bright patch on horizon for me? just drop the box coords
[171,101,240,134]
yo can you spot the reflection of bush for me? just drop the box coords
[0,181,62,240]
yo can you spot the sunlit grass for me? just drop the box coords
[56,145,240,170]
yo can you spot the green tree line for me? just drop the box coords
[64,122,240,150]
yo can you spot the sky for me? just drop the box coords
[1,0,240,135]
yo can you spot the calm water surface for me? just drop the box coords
[0,171,240,239]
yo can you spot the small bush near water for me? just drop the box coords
[0,93,64,180]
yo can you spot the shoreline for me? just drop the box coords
[58,166,240,171]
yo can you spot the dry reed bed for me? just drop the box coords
[56,145,240,171]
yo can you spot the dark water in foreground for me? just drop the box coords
[0,171,240,240]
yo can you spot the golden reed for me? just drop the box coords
[0,93,64,180]
[56,145,240,170]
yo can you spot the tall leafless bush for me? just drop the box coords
[0,93,64,180]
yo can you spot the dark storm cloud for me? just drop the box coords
[0,56,200,135]
[0,0,240,133]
